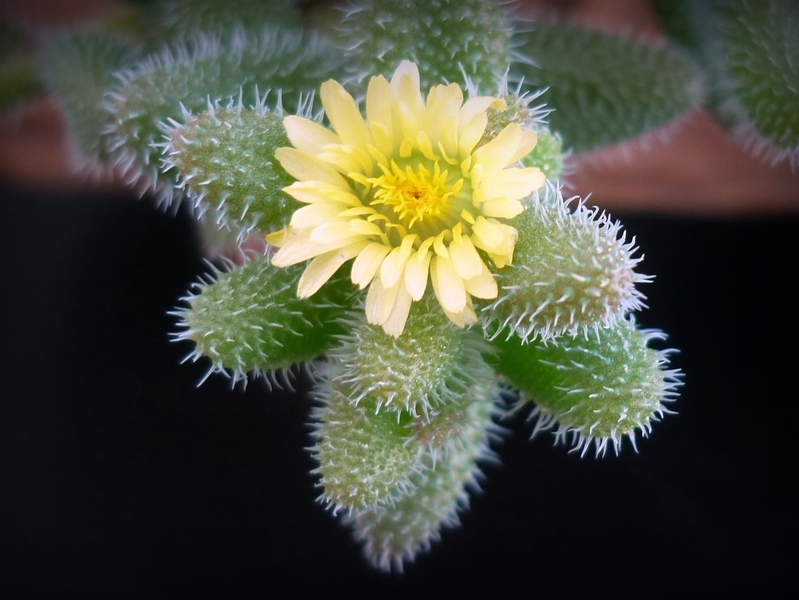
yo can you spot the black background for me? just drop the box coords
[2,182,796,596]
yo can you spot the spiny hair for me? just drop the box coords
[480,184,650,343]
[157,89,316,242]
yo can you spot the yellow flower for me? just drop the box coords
[267,61,545,337]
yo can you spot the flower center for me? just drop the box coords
[367,159,465,239]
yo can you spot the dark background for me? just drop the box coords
[2,182,796,596]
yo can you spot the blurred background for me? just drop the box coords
[1,0,797,595]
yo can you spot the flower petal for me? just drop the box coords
[472,122,522,175]
[310,221,361,245]
[381,284,413,338]
[284,181,363,207]
[509,129,538,164]
[430,254,467,313]
[297,242,367,297]
[275,148,349,188]
[463,260,498,299]
[480,198,525,219]
[459,96,503,129]
[284,115,340,154]
[379,234,417,288]
[458,111,488,157]
[321,79,370,149]
[351,242,392,288]
[448,230,484,280]
[391,61,424,119]
[366,75,393,132]
[270,229,320,266]
[480,167,546,202]
[470,217,517,267]
[441,296,477,328]
[290,203,346,228]
[403,248,432,301]
[365,276,399,326]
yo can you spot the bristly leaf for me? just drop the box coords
[40,31,139,166]
[141,0,302,43]
[522,127,566,180]
[326,294,493,418]
[160,95,300,242]
[488,317,681,457]
[105,26,344,204]
[309,377,423,512]
[479,185,650,343]
[338,0,512,93]
[511,22,704,153]
[655,0,799,167]
[341,397,501,573]
[310,333,499,515]
[171,253,355,388]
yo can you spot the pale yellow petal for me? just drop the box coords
[448,232,484,280]
[310,221,362,245]
[317,147,364,175]
[320,79,370,149]
[284,181,363,207]
[348,219,386,239]
[441,297,477,328]
[379,234,415,288]
[366,74,393,130]
[283,115,340,154]
[480,198,525,219]
[391,61,424,119]
[270,229,321,266]
[351,242,392,288]
[470,215,507,250]
[381,284,413,338]
[463,260,498,299]
[470,218,517,267]
[424,83,462,150]
[480,167,547,201]
[403,248,432,300]
[416,130,436,161]
[459,111,488,157]
[297,242,367,297]
[265,226,290,248]
[508,129,538,164]
[365,276,399,326]
[459,96,503,128]
[430,254,467,313]
[275,148,349,188]
[472,122,522,175]
[290,203,346,228]
[368,122,394,157]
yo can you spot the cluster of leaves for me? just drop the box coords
[7,0,794,571]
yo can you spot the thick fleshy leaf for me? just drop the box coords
[512,22,703,152]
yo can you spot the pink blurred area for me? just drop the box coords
[1,0,797,214]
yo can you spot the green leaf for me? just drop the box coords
[172,254,355,386]
[161,97,298,241]
[512,22,704,152]
[488,317,681,456]
[105,26,345,203]
[719,0,799,163]
[327,294,492,418]
[40,31,140,165]
[141,0,302,43]
[656,0,799,166]
[339,0,512,93]
[479,185,649,343]
[310,382,422,511]
[342,397,498,572]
